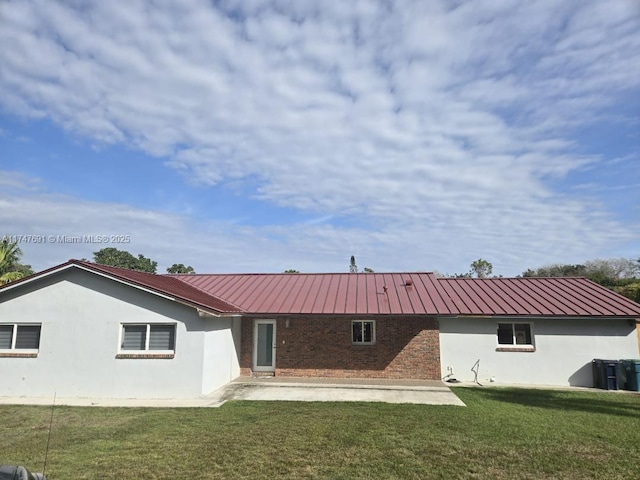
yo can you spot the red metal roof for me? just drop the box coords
[174,272,640,317]
[437,277,640,317]
[173,272,446,315]
[3,261,639,318]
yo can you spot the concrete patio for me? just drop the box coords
[210,376,466,406]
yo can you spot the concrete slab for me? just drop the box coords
[217,377,466,406]
[223,383,465,405]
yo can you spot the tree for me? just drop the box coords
[167,263,195,274]
[363,267,374,273]
[453,272,472,278]
[522,257,640,301]
[469,259,492,278]
[11,262,34,278]
[583,258,639,285]
[522,258,638,284]
[0,238,30,285]
[522,264,586,278]
[349,255,358,273]
[283,269,299,274]
[93,247,158,273]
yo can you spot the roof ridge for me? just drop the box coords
[439,276,591,281]
[169,271,436,276]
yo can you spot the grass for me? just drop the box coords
[1,387,639,479]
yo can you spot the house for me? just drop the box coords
[1,260,639,399]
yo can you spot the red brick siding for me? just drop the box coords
[240,316,440,380]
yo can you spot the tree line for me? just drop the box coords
[444,257,640,302]
[0,243,194,285]
[521,258,640,301]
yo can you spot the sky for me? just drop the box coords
[1,0,639,276]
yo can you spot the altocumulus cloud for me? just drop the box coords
[0,0,638,274]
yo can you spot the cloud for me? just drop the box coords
[0,170,634,276]
[0,1,638,274]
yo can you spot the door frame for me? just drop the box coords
[253,319,276,372]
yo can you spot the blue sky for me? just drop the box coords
[1,0,638,276]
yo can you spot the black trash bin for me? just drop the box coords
[0,465,46,480]
[619,359,640,391]
[592,359,620,390]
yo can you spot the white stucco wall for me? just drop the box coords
[201,317,241,394]
[0,268,239,398]
[439,317,639,387]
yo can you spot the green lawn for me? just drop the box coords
[1,387,639,479]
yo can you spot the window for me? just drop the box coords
[352,320,375,344]
[121,324,176,352]
[0,324,41,351]
[497,323,533,349]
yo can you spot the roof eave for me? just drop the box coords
[196,307,242,318]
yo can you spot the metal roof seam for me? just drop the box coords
[426,274,453,314]
[470,279,519,315]
[531,278,589,315]
[549,277,614,315]
[170,276,245,312]
[501,278,546,315]
[409,273,430,314]
[512,278,569,315]
[437,279,473,314]
[452,278,487,313]
[300,275,322,310]
[470,279,507,314]
[262,274,292,313]
[490,278,527,313]
[567,278,635,315]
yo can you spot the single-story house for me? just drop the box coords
[1,260,639,398]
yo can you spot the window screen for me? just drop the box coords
[15,325,41,349]
[514,324,532,345]
[122,325,146,350]
[0,325,13,349]
[149,325,175,350]
[497,323,514,345]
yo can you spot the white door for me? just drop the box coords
[253,320,276,372]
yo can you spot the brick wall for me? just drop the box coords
[240,315,440,380]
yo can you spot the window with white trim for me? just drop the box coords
[0,324,41,351]
[497,323,533,347]
[352,320,375,345]
[120,324,176,352]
